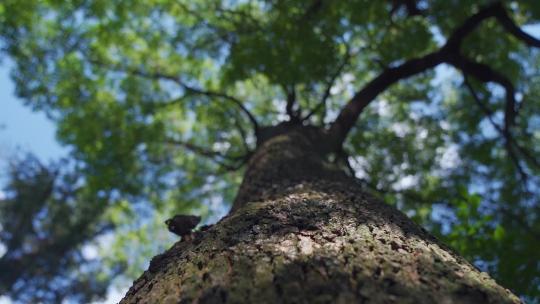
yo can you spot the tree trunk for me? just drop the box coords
[121,126,520,304]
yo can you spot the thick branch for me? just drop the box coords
[494,8,540,48]
[327,50,446,148]
[327,1,538,150]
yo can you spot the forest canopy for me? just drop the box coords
[0,0,539,303]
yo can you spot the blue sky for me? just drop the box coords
[0,59,66,174]
[0,60,125,304]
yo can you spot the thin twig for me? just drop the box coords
[89,59,260,135]
[165,138,247,171]
[303,46,352,122]
[464,77,534,182]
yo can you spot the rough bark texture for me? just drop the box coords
[121,127,520,304]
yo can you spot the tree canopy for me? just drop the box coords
[0,0,539,302]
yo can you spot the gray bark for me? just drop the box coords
[121,126,520,304]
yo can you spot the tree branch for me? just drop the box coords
[184,86,260,136]
[390,0,425,17]
[464,77,538,182]
[89,59,260,135]
[327,50,446,148]
[165,138,248,171]
[493,8,540,48]
[228,108,253,155]
[448,56,517,133]
[303,48,351,123]
[327,1,538,151]
[284,85,299,122]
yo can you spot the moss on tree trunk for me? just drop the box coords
[121,127,520,304]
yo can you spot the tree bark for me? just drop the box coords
[121,126,520,304]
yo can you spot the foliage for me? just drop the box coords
[0,0,539,302]
[0,155,120,303]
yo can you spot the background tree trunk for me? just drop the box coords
[121,127,520,304]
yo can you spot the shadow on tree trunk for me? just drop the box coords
[121,176,519,303]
